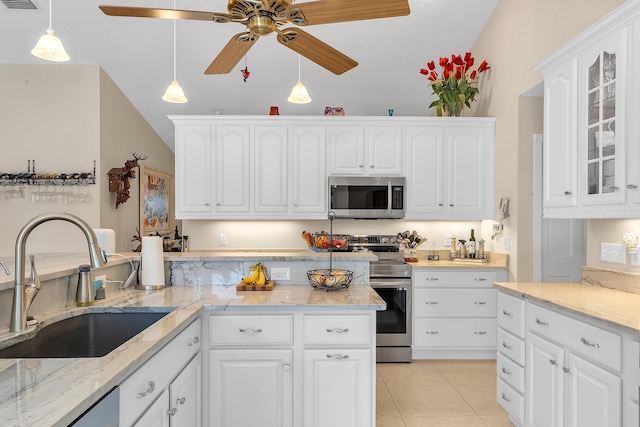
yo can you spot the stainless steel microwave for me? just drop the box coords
[328,176,405,219]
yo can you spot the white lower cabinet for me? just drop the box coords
[524,303,622,427]
[303,349,372,427]
[209,349,293,427]
[204,311,376,427]
[119,319,202,427]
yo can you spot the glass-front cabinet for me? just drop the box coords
[579,30,628,205]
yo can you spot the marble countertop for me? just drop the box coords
[494,281,640,334]
[0,284,385,427]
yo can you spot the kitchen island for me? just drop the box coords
[0,273,384,426]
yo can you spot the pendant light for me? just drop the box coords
[288,55,311,104]
[162,0,187,103]
[31,0,69,62]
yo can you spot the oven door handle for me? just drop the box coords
[387,180,392,217]
[370,278,412,288]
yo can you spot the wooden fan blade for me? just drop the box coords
[287,0,410,26]
[277,28,357,75]
[99,5,235,22]
[205,33,259,74]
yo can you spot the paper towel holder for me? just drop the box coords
[134,251,165,290]
[135,235,166,291]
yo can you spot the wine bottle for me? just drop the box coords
[469,229,476,258]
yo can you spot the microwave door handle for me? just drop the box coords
[387,181,392,216]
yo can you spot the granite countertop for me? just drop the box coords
[0,284,385,427]
[494,281,640,334]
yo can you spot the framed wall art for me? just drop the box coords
[139,166,174,236]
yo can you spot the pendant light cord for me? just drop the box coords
[172,0,177,80]
[298,55,301,81]
[47,0,52,30]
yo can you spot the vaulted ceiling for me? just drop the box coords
[0,0,499,150]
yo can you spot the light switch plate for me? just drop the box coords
[504,237,511,250]
[271,268,291,281]
[600,242,626,264]
[219,234,227,246]
[444,235,452,247]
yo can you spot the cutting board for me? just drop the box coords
[236,280,275,291]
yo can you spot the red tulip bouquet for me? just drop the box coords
[420,53,490,116]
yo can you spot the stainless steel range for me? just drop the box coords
[348,235,412,363]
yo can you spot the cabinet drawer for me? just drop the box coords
[120,318,201,427]
[497,327,525,366]
[413,270,498,288]
[497,352,525,394]
[413,318,496,348]
[497,377,524,423]
[210,315,293,346]
[497,291,525,338]
[527,303,622,371]
[413,288,496,317]
[303,314,372,346]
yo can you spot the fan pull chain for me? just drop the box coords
[241,54,250,82]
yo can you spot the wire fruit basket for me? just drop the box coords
[307,212,353,291]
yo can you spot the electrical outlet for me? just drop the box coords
[219,233,227,246]
[631,253,640,266]
[600,243,626,264]
[504,236,511,250]
[271,267,291,281]
[444,235,452,247]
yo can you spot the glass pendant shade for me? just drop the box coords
[162,80,188,103]
[32,29,69,62]
[288,81,311,104]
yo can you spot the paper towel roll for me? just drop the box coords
[93,229,116,254]
[139,236,165,289]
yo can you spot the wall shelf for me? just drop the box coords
[0,160,96,186]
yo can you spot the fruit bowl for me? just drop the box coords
[312,233,348,251]
[307,269,353,291]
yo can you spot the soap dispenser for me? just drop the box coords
[76,264,94,307]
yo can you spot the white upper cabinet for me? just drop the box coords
[535,2,640,218]
[171,116,494,220]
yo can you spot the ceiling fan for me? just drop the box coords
[99,0,410,75]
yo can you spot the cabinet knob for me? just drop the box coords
[535,318,549,326]
[562,367,573,374]
[177,397,186,405]
[239,328,263,334]
[627,184,638,190]
[438,203,444,206]
[449,203,454,207]
[501,393,512,403]
[501,367,512,375]
[326,328,350,334]
[188,336,200,346]
[205,203,211,206]
[168,408,178,416]
[326,354,350,360]
[580,337,600,348]
[549,359,559,365]
[136,381,156,399]
[282,363,292,370]
[564,191,572,196]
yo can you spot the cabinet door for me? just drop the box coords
[134,389,170,427]
[290,126,327,216]
[303,349,372,427]
[209,349,293,427]
[405,126,445,216]
[328,126,365,175]
[544,59,579,209]
[169,353,201,427]
[366,126,403,175]
[175,125,212,216]
[526,333,565,427]
[578,29,628,206]
[565,353,621,427]
[254,125,288,213]
[446,126,487,215]
[214,125,251,213]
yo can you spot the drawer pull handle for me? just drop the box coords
[502,310,513,317]
[136,381,156,399]
[475,278,487,281]
[564,191,572,196]
[239,328,263,334]
[502,342,513,350]
[326,328,350,334]
[501,393,512,403]
[628,184,638,189]
[474,331,487,335]
[426,331,439,335]
[580,337,600,348]
[188,336,200,346]
[282,363,292,370]
[326,354,349,360]
[426,301,439,305]
[168,408,178,416]
[501,367,512,375]
[474,301,487,305]
[535,318,549,326]
[563,367,573,374]
[549,359,559,365]
[428,277,439,281]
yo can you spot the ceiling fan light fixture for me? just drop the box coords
[31,0,69,62]
[288,81,311,104]
[162,80,188,103]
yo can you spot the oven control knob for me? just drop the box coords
[381,237,389,244]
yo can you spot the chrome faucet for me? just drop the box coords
[10,213,108,332]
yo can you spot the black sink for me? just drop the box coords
[0,311,171,358]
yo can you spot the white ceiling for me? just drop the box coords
[0,0,499,151]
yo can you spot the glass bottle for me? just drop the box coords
[468,229,476,258]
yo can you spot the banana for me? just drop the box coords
[255,268,266,286]
[241,263,261,284]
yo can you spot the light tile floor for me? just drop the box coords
[377,360,515,427]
